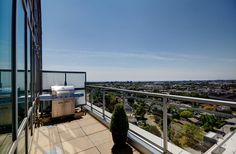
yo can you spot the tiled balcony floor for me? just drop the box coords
[30,114,140,154]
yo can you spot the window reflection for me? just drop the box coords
[28,28,32,108]
[0,0,13,153]
[17,0,26,126]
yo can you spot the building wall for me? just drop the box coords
[0,0,42,153]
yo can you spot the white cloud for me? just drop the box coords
[43,65,236,81]
[43,48,236,81]
[44,48,236,63]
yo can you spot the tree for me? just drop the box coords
[92,89,102,103]
[200,114,225,131]
[203,105,216,111]
[170,123,204,148]
[179,110,193,118]
[127,97,135,105]
[135,105,146,120]
[183,123,204,144]
[170,107,180,119]
[142,124,161,137]
[110,103,129,145]
[132,102,139,110]
[105,94,119,112]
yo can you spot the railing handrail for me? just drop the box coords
[87,84,236,153]
[87,85,236,107]
[42,70,86,74]
[0,68,31,72]
[0,69,87,74]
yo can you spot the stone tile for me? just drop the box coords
[82,123,107,135]
[30,142,64,154]
[75,114,91,120]
[57,124,68,133]
[79,114,93,120]
[32,137,50,149]
[62,136,94,154]
[33,127,50,147]
[37,126,50,135]
[30,143,45,154]
[96,140,114,154]
[59,127,86,142]
[77,118,98,127]
[48,126,61,144]
[88,130,112,146]
[77,147,100,154]
[64,120,81,130]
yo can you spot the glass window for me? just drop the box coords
[0,0,13,153]
[28,27,32,108]
[27,27,33,149]
[17,0,26,126]
[67,73,86,88]
[42,72,65,90]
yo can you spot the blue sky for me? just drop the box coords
[42,0,236,81]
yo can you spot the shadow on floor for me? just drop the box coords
[40,111,85,126]
[112,144,133,154]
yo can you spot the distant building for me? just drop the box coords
[205,131,236,154]
[204,131,219,144]
[187,117,200,124]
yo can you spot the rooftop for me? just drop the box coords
[205,131,236,154]
[30,113,140,154]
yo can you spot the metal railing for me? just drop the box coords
[0,69,87,153]
[8,97,37,154]
[86,85,236,154]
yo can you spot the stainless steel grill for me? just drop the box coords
[51,85,75,118]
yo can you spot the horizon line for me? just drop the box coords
[87,79,236,82]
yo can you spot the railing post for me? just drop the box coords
[31,105,33,135]
[64,73,67,86]
[91,89,93,112]
[102,90,105,119]
[0,72,2,88]
[163,97,168,153]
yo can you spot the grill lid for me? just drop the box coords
[51,85,74,91]
[51,86,75,96]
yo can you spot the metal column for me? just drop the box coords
[11,1,18,154]
[24,9,28,154]
[90,89,93,112]
[102,90,105,119]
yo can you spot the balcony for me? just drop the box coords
[38,71,236,154]
[2,70,236,154]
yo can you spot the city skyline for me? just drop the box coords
[42,0,236,81]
